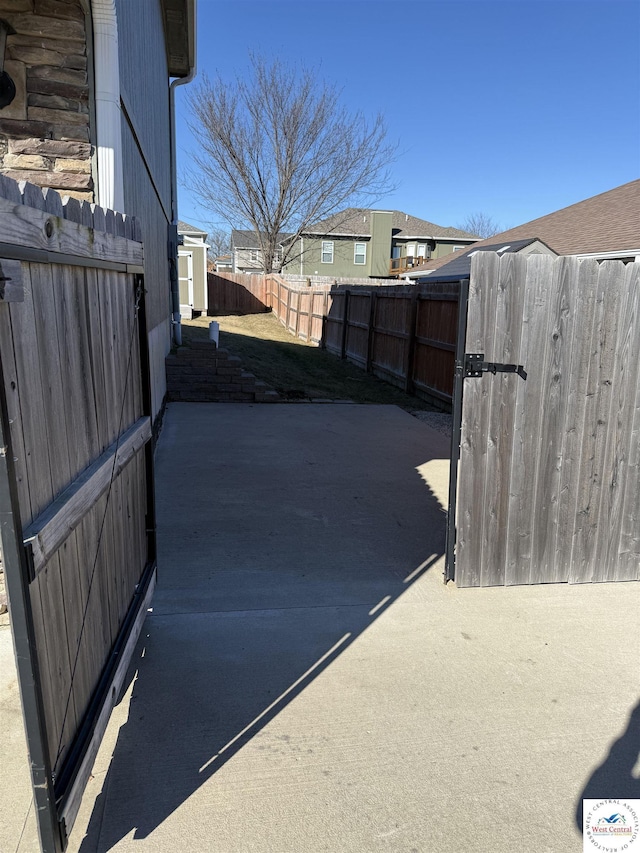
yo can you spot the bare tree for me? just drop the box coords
[207,226,230,262]
[187,55,396,273]
[458,212,503,239]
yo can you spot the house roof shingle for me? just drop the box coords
[411,179,640,278]
[303,208,478,241]
[178,220,208,236]
[231,229,293,249]
[413,238,553,279]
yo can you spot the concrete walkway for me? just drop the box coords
[3,402,639,852]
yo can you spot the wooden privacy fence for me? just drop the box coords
[267,275,332,345]
[207,272,460,408]
[452,252,640,587]
[0,178,156,850]
[207,271,270,314]
[323,282,459,407]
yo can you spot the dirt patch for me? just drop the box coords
[182,313,439,411]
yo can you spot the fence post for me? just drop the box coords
[285,283,291,330]
[321,290,330,349]
[404,290,419,393]
[366,289,377,373]
[341,289,350,359]
[306,291,313,343]
[294,289,301,339]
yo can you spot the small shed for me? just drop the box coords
[178,221,209,317]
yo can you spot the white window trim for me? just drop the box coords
[354,242,366,265]
[321,240,334,264]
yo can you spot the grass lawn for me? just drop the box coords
[181,312,439,412]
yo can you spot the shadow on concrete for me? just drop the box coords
[76,404,449,851]
[575,699,640,831]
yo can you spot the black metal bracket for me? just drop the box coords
[464,353,527,381]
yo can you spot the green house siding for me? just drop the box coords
[369,211,393,277]
[285,235,373,277]
[432,240,472,259]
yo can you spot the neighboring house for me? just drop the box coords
[231,229,291,273]
[214,253,233,273]
[280,209,478,278]
[406,179,640,280]
[0,0,196,421]
[404,237,558,280]
[178,220,209,318]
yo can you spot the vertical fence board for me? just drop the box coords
[30,263,73,496]
[530,258,575,583]
[616,264,640,579]
[0,305,31,514]
[504,256,552,584]
[8,265,54,522]
[456,254,499,587]
[571,263,621,582]
[99,270,120,447]
[593,262,638,581]
[556,260,599,584]
[85,267,109,454]
[33,557,77,775]
[478,255,525,586]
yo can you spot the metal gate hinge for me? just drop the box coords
[464,353,527,381]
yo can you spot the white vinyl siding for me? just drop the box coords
[354,242,366,265]
[321,241,334,263]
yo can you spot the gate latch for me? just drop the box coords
[464,353,527,381]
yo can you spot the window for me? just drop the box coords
[321,241,334,263]
[354,242,366,265]
[452,245,465,252]
[250,249,258,261]
[417,244,426,258]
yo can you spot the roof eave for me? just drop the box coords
[162,0,196,78]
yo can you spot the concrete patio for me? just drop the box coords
[2,402,639,852]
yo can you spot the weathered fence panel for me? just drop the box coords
[324,282,460,407]
[206,272,269,314]
[454,252,640,587]
[0,179,155,850]
[266,275,333,345]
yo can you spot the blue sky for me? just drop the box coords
[174,0,640,235]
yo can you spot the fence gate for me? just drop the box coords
[447,252,640,588]
[0,191,156,851]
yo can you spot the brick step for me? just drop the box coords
[165,341,280,403]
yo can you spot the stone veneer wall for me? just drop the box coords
[0,0,93,201]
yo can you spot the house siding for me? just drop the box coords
[369,211,392,277]
[432,240,473,259]
[0,0,93,199]
[234,247,265,273]
[286,235,375,278]
[116,0,173,416]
